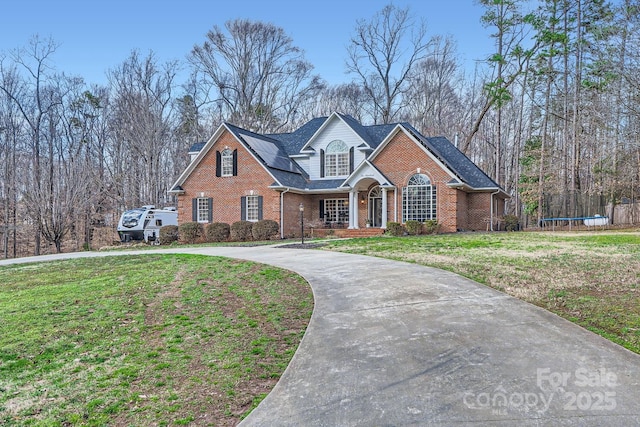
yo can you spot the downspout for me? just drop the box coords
[394,188,398,222]
[490,189,501,231]
[280,188,290,239]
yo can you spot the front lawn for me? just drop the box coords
[323,230,640,354]
[0,254,313,426]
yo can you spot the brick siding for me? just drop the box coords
[177,126,504,236]
[373,131,460,232]
[178,130,281,226]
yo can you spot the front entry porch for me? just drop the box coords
[346,184,391,230]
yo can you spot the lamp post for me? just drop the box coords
[299,203,304,244]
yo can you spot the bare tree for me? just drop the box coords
[35,76,92,253]
[404,35,463,138]
[0,65,22,258]
[0,36,65,255]
[190,19,323,133]
[108,50,178,208]
[346,4,430,124]
[304,83,370,122]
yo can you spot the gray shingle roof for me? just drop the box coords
[401,123,500,189]
[268,117,326,155]
[189,115,500,192]
[188,141,206,152]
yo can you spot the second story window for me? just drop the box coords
[221,148,234,176]
[325,140,349,177]
[216,148,237,177]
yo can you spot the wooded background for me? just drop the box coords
[1,0,639,258]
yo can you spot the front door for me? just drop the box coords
[368,186,383,227]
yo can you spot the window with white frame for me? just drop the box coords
[221,148,233,176]
[197,197,210,223]
[402,174,436,222]
[325,140,349,177]
[246,195,259,222]
[324,199,349,223]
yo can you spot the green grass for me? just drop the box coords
[0,254,313,426]
[323,230,640,354]
[4,230,639,424]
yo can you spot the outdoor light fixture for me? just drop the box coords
[360,194,365,204]
[299,203,304,244]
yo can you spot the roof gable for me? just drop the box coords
[169,123,307,193]
[369,124,502,191]
[300,112,372,152]
[401,124,500,189]
[341,160,393,188]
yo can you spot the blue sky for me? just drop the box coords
[1,0,497,86]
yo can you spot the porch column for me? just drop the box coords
[352,190,360,229]
[348,190,356,229]
[381,187,388,229]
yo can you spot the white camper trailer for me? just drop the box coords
[117,205,178,243]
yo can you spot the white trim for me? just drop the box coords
[269,185,352,194]
[349,189,358,229]
[381,187,388,229]
[196,197,210,223]
[341,160,392,188]
[280,188,290,239]
[300,112,371,152]
[221,148,233,177]
[245,195,260,222]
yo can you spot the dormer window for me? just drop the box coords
[324,140,349,177]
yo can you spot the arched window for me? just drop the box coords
[221,148,234,176]
[402,173,436,222]
[325,140,349,176]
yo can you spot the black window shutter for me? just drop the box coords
[240,196,246,221]
[192,198,197,221]
[257,196,263,220]
[232,149,238,176]
[349,147,354,173]
[207,197,213,223]
[319,199,325,219]
[320,149,325,178]
[215,151,221,177]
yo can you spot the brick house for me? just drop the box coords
[169,112,507,237]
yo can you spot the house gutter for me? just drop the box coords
[394,186,398,222]
[280,188,290,239]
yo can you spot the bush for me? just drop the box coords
[179,222,203,244]
[405,220,422,236]
[423,220,440,234]
[206,222,230,242]
[230,220,254,241]
[504,215,520,231]
[386,222,404,237]
[252,219,280,241]
[159,225,179,245]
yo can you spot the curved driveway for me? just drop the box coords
[2,246,639,426]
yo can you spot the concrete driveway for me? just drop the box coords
[2,246,639,426]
